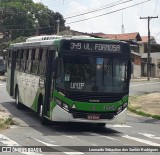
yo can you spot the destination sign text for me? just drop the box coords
[66,42,121,52]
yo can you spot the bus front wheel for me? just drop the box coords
[15,88,23,109]
[38,101,50,125]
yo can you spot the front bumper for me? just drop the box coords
[51,105,127,124]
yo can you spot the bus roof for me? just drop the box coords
[10,35,127,48]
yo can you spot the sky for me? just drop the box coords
[33,0,160,43]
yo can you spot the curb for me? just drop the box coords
[128,106,160,120]
[131,78,160,82]
[11,117,29,127]
[0,104,29,128]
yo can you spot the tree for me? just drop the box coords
[0,0,66,40]
[0,36,28,58]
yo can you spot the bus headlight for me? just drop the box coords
[117,106,123,114]
[55,98,62,106]
[55,98,69,112]
[117,102,128,114]
[62,103,69,112]
[123,102,128,109]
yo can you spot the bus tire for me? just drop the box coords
[97,123,106,127]
[40,105,50,125]
[38,99,50,125]
[15,88,23,109]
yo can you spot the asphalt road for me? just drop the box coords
[130,81,160,95]
[0,81,160,155]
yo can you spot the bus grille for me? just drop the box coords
[66,94,120,103]
[70,110,116,120]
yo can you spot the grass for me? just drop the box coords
[0,118,14,130]
[128,95,160,120]
[128,106,160,120]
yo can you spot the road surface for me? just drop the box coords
[0,81,160,155]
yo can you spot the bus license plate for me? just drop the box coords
[87,115,100,120]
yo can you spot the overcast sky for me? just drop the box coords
[33,0,160,43]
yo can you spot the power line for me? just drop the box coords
[66,0,151,24]
[64,0,132,19]
[63,0,125,17]
[155,32,160,38]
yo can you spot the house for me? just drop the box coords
[93,32,142,78]
[59,29,160,78]
[139,36,160,78]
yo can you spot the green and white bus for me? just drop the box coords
[6,35,132,126]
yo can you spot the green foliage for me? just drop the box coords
[128,106,160,120]
[0,36,27,58]
[0,0,66,40]
[128,95,160,120]
[0,117,13,130]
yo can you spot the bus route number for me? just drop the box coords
[70,42,81,50]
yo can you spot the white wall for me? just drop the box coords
[141,52,160,59]
[132,63,141,78]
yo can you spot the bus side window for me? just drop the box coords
[21,49,28,71]
[38,49,43,61]
[25,49,32,73]
[19,49,24,71]
[8,50,12,69]
[38,48,47,76]
[20,50,24,59]
[16,49,21,70]
[31,48,39,74]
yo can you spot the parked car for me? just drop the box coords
[0,58,6,75]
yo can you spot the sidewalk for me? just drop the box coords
[131,77,160,82]
[130,77,160,119]
[129,92,160,119]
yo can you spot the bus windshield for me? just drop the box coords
[56,55,129,93]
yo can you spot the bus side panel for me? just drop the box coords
[16,72,25,104]
[6,50,16,98]
[16,72,40,110]
[6,68,11,96]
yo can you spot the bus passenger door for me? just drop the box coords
[9,50,16,97]
[43,47,57,117]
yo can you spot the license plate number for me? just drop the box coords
[87,115,100,120]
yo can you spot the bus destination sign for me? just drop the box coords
[63,41,121,53]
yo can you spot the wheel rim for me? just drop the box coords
[39,105,43,117]
[16,91,19,105]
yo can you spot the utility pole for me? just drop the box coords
[140,16,158,81]
[121,11,125,34]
